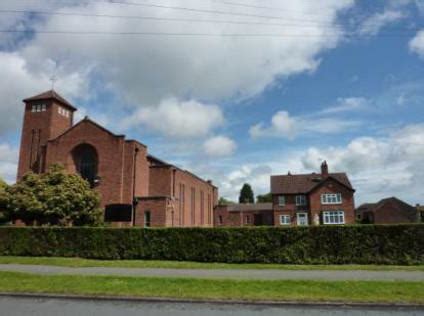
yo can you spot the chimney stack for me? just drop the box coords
[321,161,329,176]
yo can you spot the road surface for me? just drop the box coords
[0,296,422,316]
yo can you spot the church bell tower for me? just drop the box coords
[17,90,77,180]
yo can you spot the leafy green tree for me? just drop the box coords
[8,165,102,226]
[0,178,10,224]
[218,197,235,206]
[256,192,272,203]
[238,183,254,204]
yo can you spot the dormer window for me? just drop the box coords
[295,195,307,206]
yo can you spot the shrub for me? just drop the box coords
[0,224,422,264]
[6,165,102,226]
[0,178,10,224]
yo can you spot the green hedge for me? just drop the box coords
[0,225,423,264]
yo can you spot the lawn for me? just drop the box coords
[0,256,423,271]
[0,271,422,304]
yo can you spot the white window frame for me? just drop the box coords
[279,215,290,225]
[245,215,251,224]
[323,210,345,225]
[296,212,309,226]
[321,193,342,205]
[278,195,285,206]
[295,195,307,206]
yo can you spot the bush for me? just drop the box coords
[0,179,10,224]
[0,224,422,264]
[6,165,102,226]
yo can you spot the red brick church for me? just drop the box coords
[17,90,218,227]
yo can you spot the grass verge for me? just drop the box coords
[0,271,423,304]
[0,256,423,271]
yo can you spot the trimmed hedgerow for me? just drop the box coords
[0,225,422,264]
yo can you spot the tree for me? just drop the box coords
[218,197,235,206]
[0,178,10,224]
[238,183,254,204]
[256,192,272,203]
[7,165,102,226]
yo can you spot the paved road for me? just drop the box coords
[0,264,423,281]
[0,296,422,316]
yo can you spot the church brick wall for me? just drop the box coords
[17,90,217,228]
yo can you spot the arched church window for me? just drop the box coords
[72,144,98,187]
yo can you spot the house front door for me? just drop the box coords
[297,213,309,226]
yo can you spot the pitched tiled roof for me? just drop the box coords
[356,203,376,212]
[271,172,353,194]
[23,90,77,111]
[357,197,417,220]
[227,203,273,212]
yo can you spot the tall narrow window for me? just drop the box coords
[200,190,204,225]
[191,187,195,226]
[144,211,151,227]
[278,195,285,206]
[208,193,211,225]
[72,144,98,187]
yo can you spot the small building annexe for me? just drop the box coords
[215,162,356,227]
[356,197,420,224]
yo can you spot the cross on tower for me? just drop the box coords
[49,75,58,90]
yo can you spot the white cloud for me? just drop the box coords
[122,98,224,138]
[358,10,405,36]
[250,110,360,140]
[0,143,18,184]
[1,0,354,108]
[300,123,424,204]
[219,165,273,200]
[74,107,110,127]
[319,97,368,114]
[203,136,237,157]
[409,30,424,58]
[0,52,87,136]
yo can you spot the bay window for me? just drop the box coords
[323,211,345,225]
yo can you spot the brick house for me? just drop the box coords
[17,90,218,227]
[356,197,419,224]
[271,161,355,226]
[215,161,355,226]
[214,203,273,227]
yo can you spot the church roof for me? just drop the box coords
[23,90,77,111]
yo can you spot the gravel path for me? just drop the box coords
[0,264,423,281]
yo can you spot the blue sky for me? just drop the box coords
[0,0,423,205]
